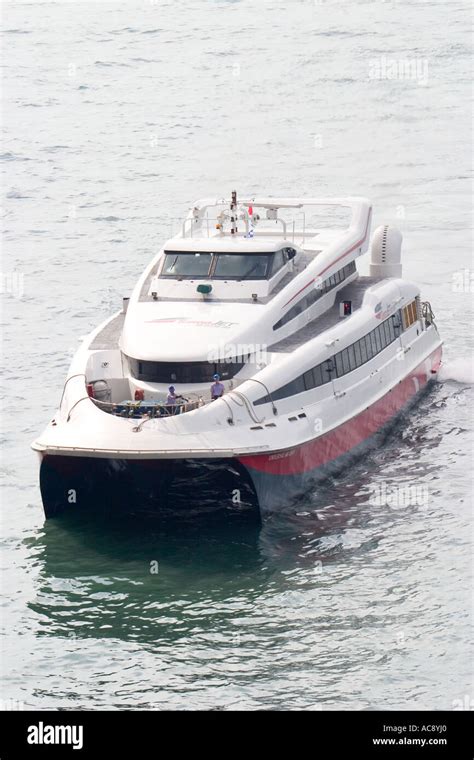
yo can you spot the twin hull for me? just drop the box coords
[39,344,442,519]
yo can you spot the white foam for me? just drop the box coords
[438,357,474,384]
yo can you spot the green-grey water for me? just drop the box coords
[1,0,472,710]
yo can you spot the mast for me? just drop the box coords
[230,189,237,236]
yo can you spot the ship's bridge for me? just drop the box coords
[145,237,304,303]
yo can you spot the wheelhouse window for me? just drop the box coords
[159,250,277,281]
[160,252,212,279]
[212,253,271,280]
[269,249,288,278]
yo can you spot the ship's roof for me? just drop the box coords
[163,237,293,254]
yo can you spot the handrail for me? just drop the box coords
[239,378,278,416]
[220,396,235,425]
[65,390,203,423]
[181,214,286,239]
[229,390,264,425]
[59,373,86,411]
[66,396,91,422]
[90,397,202,418]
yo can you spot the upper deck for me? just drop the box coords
[139,195,372,305]
[177,195,370,252]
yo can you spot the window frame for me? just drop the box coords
[313,363,324,387]
[374,325,382,353]
[303,369,315,391]
[269,249,287,278]
[159,251,213,279]
[212,252,272,280]
[340,348,350,374]
[129,356,246,383]
[334,351,344,378]
[347,344,356,371]
[354,340,362,367]
[369,330,378,356]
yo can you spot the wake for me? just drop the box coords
[438,357,474,384]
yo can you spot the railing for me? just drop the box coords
[58,373,90,422]
[180,214,291,239]
[160,209,322,243]
[59,373,86,412]
[59,370,206,423]
[90,397,203,419]
[182,214,252,239]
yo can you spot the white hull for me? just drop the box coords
[33,195,442,517]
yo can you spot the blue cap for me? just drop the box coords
[168,385,175,392]
[213,374,220,380]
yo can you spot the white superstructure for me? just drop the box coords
[32,194,442,517]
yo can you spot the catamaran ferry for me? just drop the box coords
[33,193,442,518]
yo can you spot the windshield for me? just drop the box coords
[159,251,273,280]
[161,252,212,278]
[213,254,271,279]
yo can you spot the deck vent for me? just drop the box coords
[250,425,263,430]
[288,416,297,422]
[370,225,402,278]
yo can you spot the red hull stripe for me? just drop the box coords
[237,346,442,476]
[282,208,372,307]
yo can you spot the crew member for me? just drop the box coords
[166,385,186,415]
[167,386,178,405]
[210,373,225,401]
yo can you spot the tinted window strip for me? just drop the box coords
[272,260,356,331]
[129,357,247,384]
[255,310,402,406]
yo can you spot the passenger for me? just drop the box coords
[210,373,225,401]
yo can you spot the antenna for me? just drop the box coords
[230,190,237,236]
